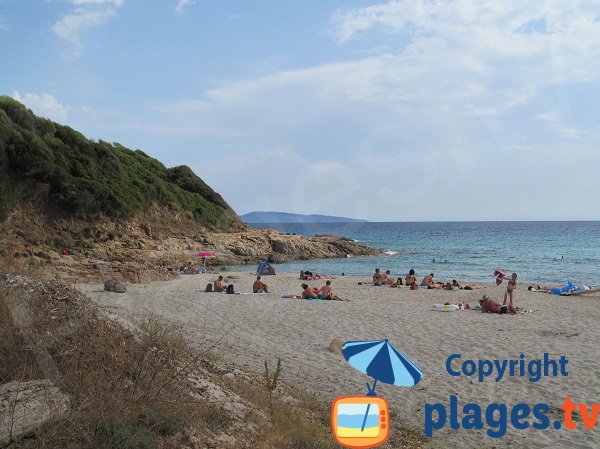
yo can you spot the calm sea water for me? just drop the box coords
[236,222,600,286]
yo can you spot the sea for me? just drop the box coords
[234,221,600,286]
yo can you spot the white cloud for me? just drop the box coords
[58,0,600,219]
[175,0,197,16]
[71,0,124,5]
[12,91,69,122]
[52,0,124,58]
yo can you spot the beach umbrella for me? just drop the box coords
[343,339,423,392]
[195,251,215,267]
[196,252,215,258]
[342,339,423,432]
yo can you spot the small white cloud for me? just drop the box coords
[536,110,562,123]
[71,0,124,5]
[12,91,69,122]
[52,1,124,58]
[0,15,8,31]
[175,0,197,16]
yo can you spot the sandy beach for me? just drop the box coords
[78,272,600,448]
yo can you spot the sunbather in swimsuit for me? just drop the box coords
[503,273,517,306]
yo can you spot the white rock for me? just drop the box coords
[0,380,70,446]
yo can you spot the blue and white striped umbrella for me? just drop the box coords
[342,339,423,387]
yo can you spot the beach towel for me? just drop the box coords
[280,295,325,301]
[518,308,536,314]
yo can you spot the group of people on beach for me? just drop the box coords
[371,266,520,315]
[211,275,270,293]
[301,280,347,301]
[207,266,520,314]
[455,272,519,315]
[210,274,347,301]
[372,268,471,291]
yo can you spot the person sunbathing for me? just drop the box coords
[253,275,269,293]
[318,280,348,301]
[184,261,196,274]
[214,275,227,292]
[444,301,470,310]
[391,277,404,287]
[405,269,417,289]
[301,283,318,299]
[373,268,383,285]
[421,273,444,289]
[381,270,394,285]
[479,295,516,314]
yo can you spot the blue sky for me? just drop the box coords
[2,1,600,221]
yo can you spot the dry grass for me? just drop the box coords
[0,274,204,448]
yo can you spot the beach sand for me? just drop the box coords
[78,272,600,448]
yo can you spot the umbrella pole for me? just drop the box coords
[365,379,378,396]
[360,379,378,433]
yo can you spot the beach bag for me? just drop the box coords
[205,283,213,292]
[226,284,235,294]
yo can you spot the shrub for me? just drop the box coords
[95,421,158,449]
[0,96,239,231]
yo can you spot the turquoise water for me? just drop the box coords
[237,222,600,285]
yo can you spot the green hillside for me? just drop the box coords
[0,96,239,231]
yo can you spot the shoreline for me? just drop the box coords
[77,271,600,448]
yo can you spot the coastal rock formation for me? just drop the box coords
[0,208,381,283]
[0,99,381,283]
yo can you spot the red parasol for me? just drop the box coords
[196,252,215,257]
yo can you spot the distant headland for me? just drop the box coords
[241,211,368,224]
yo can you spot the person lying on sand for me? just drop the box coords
[479,295,516,315]
[253,275,269,293]
[318,280,348,301]
[527,285,553,292]
[444,301,470,310]
[442,282,455,290]
[214,275,227,292]
[391,277,404,287]
[301,283,318,299]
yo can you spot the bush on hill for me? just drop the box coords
[0,96,238,230]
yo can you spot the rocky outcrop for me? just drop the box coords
[0,380,70,447]
[0,208,382,283]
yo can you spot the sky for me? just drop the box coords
[2,0,600,221]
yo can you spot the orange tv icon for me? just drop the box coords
[331,396,389,449]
